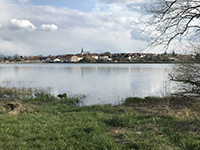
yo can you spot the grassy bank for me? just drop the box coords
[0,87,200,150]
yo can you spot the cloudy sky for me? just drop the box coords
[0,0,153,56]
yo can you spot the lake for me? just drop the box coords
[0,63,173,105]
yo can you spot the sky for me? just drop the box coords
[0,0,155,56]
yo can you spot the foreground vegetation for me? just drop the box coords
[0,87,200,150]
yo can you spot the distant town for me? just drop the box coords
[0,48,196,63]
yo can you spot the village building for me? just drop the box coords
[61,55,78,62]
[89,53,98,60]
[53,58,61,63]
[81,48,84,55]
[123,54,132,60]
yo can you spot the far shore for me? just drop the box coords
[0,60,177,64]
[0,61,47,64]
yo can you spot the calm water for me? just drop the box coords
[0,63,173,105]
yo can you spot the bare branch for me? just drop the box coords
[142,0,200,50]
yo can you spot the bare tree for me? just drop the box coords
[168,44,200,95]
[143,0,200,49]
[13,54,22,61]
[81,55,96,63]
[142,0,200,96]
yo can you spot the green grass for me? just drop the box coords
[0,87,200,149]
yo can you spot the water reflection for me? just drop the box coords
[0,63,172,105]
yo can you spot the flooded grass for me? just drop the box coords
[0,86,200,149]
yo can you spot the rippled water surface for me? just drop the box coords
[0,63,173,105]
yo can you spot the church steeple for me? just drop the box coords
[81,47,84,55]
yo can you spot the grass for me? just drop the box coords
[0,87,200,149]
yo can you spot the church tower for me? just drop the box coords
[81,47,84,55]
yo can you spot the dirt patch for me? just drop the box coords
[107,127,127,143]
[107,127,125,135]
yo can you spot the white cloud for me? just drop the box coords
[8,19,36,31]
[18,0,29,3]
[40,24,58,31]
[1,37,32,55]
[1,0,20,23]
[0,23,3,29]
[99,0,130,3]
[99,0,146,4]
[0,0,152,55]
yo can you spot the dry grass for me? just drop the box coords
[105,96,200,149]
[120,96,200,119]
[0,100,34,115]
